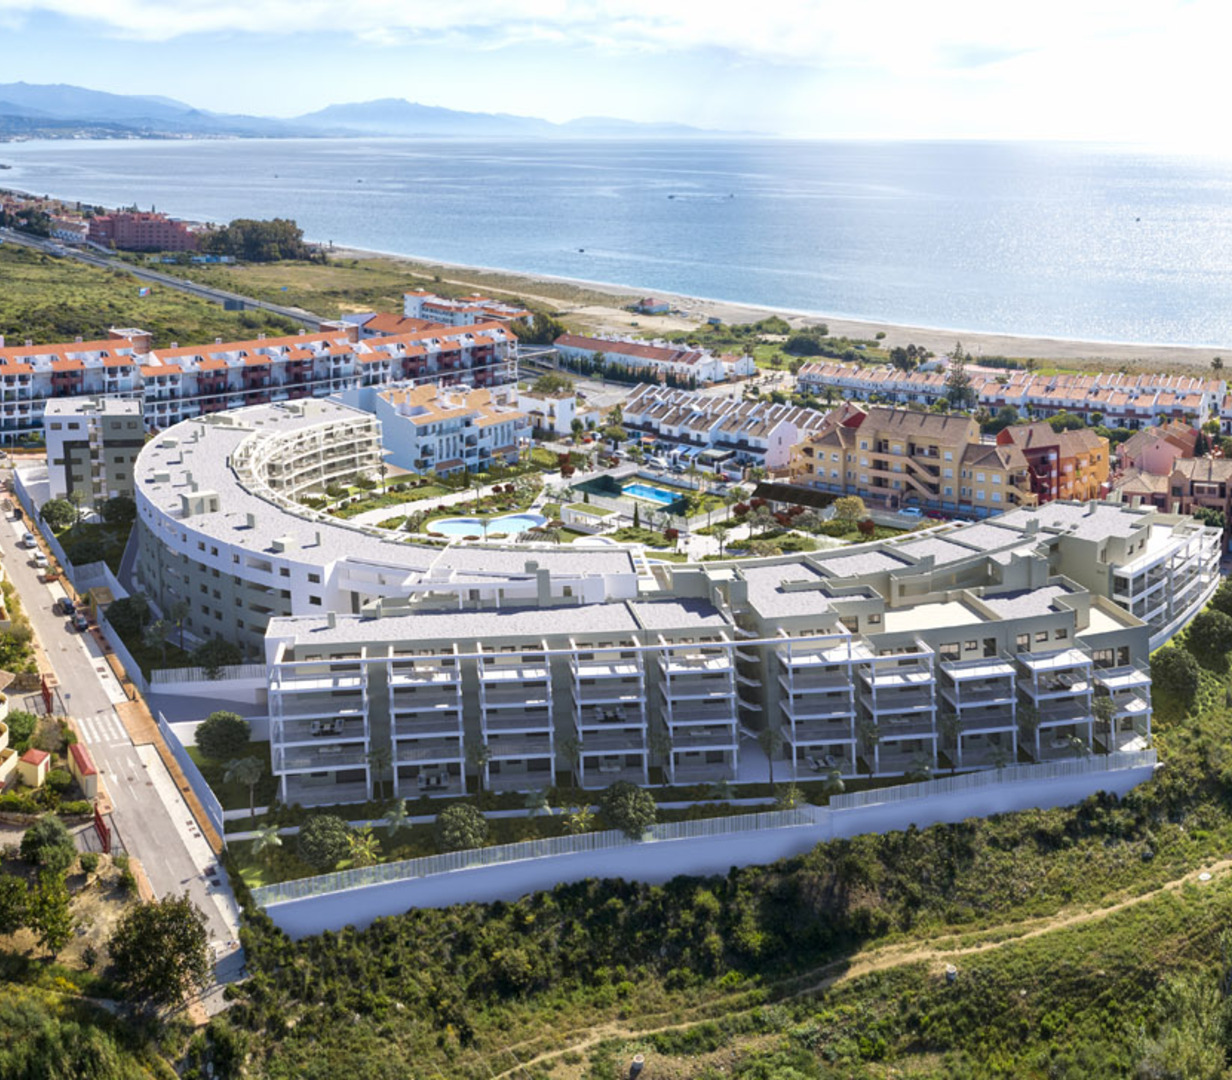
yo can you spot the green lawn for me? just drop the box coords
[53,519,131,574]
[187,741,278,814]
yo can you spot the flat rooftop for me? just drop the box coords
[880,599,985,635]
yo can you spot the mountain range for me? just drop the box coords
[0,82,725,140]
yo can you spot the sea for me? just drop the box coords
[2,137,1231,347]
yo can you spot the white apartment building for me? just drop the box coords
[622,384,830,469]
[0,320,516,442]
[403,290,531,326]
[44,396,144,505]
[367,383,530,475]
[553,334,757,385]
[516,387,602,437]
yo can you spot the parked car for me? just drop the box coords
[56,596,75,616]
[72,612,90,632]
[31,552,48,569]
[20,532,36,548]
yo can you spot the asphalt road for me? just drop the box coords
[0,467,238,952]
[0,227,324,329]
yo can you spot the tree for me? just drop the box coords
[339,826,381,869]
[532,372,574,394]
[29,870,73,958]
[833,495,867,523]
[21,815,77,877]
[647,727,673,788]
[101,494,137,527]
[167,598,190,650]
[1213,356,1224,373]
[108,893,211,1013]
[571,417,585,441]
[944,352,977,411]
[199,217,309,262]
[465,736,492,794]
[297,814,353,871]
[1212,577,1232,619]
[524,789,554,817]
[757,726,784,785]
[1152,646,1201,705]
[104,594,151,638]
[190,637,243,679]
[366,745,392,802]
[250,824,282,864]
[67,487,89,525]
[435,804,489,853]
[775,783,803,810]
[599,780,657,839]
[563,805,595,835]
[195,711,250,761]
[143,619,169,666]
[1132,973,1230,1080]
[223,757,264,820]
[0,874,29,935]
[381,800,413,839]
[39,498,75,531]
[1187,609,1232,670]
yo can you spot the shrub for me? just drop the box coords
[44,769,72,794]
[195,711,251,761]
[101,495,136,527]
[104,594,151,638]
[297,814,353,871]
[40,498,76,531]
[190,638,244,679]
[20,814,76,876]
[5,709,38,752]
[65,540,105,566]
[600,781,657,839]
[435,804,489,853]
[1187,610,1232,670]
[78,852,100,876]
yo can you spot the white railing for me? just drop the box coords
[150,663,269,685]
[252,807,814,906]
[828,749,1157,810]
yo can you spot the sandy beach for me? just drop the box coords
[333,245,1228,373]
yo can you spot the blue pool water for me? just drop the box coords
[428,513,547,537]
[623,483,681,505]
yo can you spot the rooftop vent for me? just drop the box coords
[245,513,256,529]
[271,537,296,553]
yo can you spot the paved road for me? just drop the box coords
[0,227,324,329]
[0,467,240,959]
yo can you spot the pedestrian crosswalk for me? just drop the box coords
[75,710,129,747]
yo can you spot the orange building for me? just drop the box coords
[996,423,1109,503]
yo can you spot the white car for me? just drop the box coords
[20,532,36,549]
[31,552,48,570]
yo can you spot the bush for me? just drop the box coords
[297,814,353,871]
[1186,610,1232,670]
[104,594,151,638]
[195,711,251,761]
[101,495,136,527]
[20,814,76,875]
[44,769,72,794]
[5,709,38,752]
[190,637,244,679]
[435,804,489,853]
[65,540,105,566]
[1151,646,1201,705]
[600,781,657,839]
[40,498,76,531]
[78,852,99,875]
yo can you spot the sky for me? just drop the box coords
[0,0,1225,144]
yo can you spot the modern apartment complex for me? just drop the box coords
[43,397,144,505]
[788,405,1041,517]
[0,320,516,441]
[797,361,1220,428]
[621,385,831,470]
[126,399,1216,805]
[402,290,531,326]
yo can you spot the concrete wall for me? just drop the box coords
[261,756,1156,940]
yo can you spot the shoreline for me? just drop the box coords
[330,243,1228,371]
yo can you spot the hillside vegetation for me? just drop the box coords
[0,243,301,346]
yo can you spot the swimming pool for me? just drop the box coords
[623,483,682,505]
[428,513,547,537]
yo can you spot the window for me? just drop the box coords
[867,613,881,625]
[1035,631,1048,643]
[1055,628,1068,639]
[944,486,954,496]
[944,451,953,461]
[1016,633,1030,652]
[992,474,1001,484]
[309,596,322,606]
[976,489,986,500]
[943,468,953,479]
[976,472,985,482]
[939,642,960,660]
[308,573,321,584]
[50,422,62,431]
[964,640,978,652]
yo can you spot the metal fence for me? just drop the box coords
[827,750,1158,810]
[95,608,150,696]
[252,807,814,906]
[150,663,269,686]
[156,709,226,844]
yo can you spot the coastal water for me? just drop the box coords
[3,137,1232,346]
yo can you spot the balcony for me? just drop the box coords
[671,726,737,751]
[484,710,553,734]
[392,739,464,764]
[577,730,646,753]
[274,716,364,745]
[486,735,553,759]
[860,689,934,715]
[396,766,465,798]
[578,759,647,788]
[871,712,936,739]
[781,695,854,723]
[275,742,368,772]
[282,775,370,807]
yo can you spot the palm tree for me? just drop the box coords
[821,768,845,798]
[142,619,168,666]
[465,736,492,794]
[559,734,583,785]
[1067,734,1091,759]
[757,726,784,786]
[340,826,381,870]
[707,778,733,801]
[366,746,392,802]
[563,805,595,835]
[524,789,554,817]
[647,727,673,788]
[167,598,190,651]
[224,756,264,820]
[381,799,413,839]
[905,755,934,783]
[250,823,283,864]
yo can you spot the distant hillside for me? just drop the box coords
[0,82,733,141]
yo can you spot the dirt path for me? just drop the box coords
[489,857,1232,1079]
